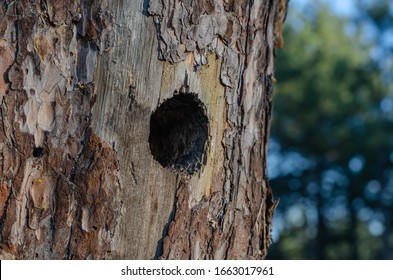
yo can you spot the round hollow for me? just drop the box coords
[149,93,208,176]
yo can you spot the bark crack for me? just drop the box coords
[65,225,73,260]
[0,182,13,242]
[0,105,9,142]
[153,174,181,259]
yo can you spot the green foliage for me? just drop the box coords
[275,7,384,159]
[269,3,393,259]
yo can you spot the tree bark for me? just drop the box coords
[0,0,284,259]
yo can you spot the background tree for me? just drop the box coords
[268,0,393,259]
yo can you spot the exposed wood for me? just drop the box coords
[0,0,285,259]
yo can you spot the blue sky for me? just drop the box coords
[291,0,357,17]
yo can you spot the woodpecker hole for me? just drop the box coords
[149,93,209,175]
[33,147,44,158]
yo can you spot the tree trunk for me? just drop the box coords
[0,0,284,260]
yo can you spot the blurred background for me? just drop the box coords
[268,0,393,259]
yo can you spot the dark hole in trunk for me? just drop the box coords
[149,93,208,176]
[33,147,44,158]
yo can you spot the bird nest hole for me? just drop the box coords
[149,93,209,176]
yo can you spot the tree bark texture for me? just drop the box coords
[0,0,285,259]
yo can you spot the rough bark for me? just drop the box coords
[0,0,285,259]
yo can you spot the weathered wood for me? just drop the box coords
[0,0,285,259]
